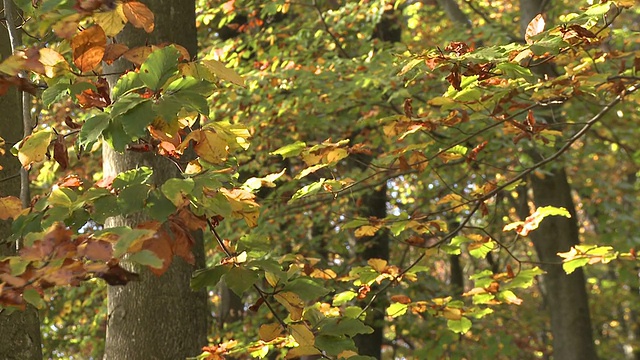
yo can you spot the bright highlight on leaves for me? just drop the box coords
[122,1,155,33]
[525,14,545,44]
[16,131,54,169]
[503,206,571,236]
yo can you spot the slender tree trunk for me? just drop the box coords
[519,3,597,359]
[103,1,208,359]
[0,4,42,358]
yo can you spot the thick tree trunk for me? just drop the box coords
[0,4,43,358]
[103,1,208,359]
[519,2,597,359]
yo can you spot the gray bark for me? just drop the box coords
[0,3,43,358]
[102,1,208,359]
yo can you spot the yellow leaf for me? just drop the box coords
[289,323,315,347]
[0,196,23,220]
[325,148,348,163]
[123,1,155,33]
[443,307,462,320]
[274,292,304,321]
[38,48,66,78]
[93,5,127,37]
[179,129,228,165]
[286,346,321,359]
[259,323,285,342]
[367,258,388,273]
[355,225,380,237]
[17,131,54,169]
[202,59,245,87]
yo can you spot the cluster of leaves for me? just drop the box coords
[2,0,640,359]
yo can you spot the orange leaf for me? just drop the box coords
[390,294,412,304]
[71,25,106,72]
[123,46,154,65]
[123,1,155,33]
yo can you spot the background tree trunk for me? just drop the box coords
[103,1,208,359]
[0,3,43,358]
[519,3,598,359]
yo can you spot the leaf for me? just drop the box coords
[103,43,129,65]
[38,48,66,78]
[71,25,107,72]
[320,318,374,337]
[178,129,228,164]
[447,317,472,334]
[386,302,408,317]
[503,206,571,236]
[139,46,180,92]
[122,1,155,33]
[525,14,545,44]
[79,113,110,147]
[225,266,259,296]
[0,196,23,220]
[93,6,127,36]
[333,291,357,306]
[259,323,285,342]
[202,59,245,87]
[23,288,45,309]
[274,291,305,321]
[191,264,232,290]
[16,130,54,169]
[161,178,194,206]
[290,323,315,347]
[271,141,306,158]
[282,277,331,302]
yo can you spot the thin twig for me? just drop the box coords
[312,0,351,58]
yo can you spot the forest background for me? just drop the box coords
[1,0,640,359]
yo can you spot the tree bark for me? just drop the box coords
[103,1,208,359]
[518,2,597,359]
[0,3,43,358]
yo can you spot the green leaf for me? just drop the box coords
[503,267,545,290]
[386,303,408,318]
[562,258,590,275]
[161,178,195,206]
[333,291,357,306]
[139,46,180,91]
[314,335,357,356]
[447,317,472,334]
[270,141,306,159]
[23,288,45,309]
[102,118,130,152]
[146,190,177,221]
[112,167,153,190]
[112,71,144,101]
[92,194,119,224]
[79,113,110,147]
[117,184,149,215]
[468,240,495,259]
[225,267,260,296]
[107,228,155,258]
[320,318,374,338]
[42,83,70,108]
[128,249,163,268]
[282,278,332,302]
[191,264,232,290]
[118,100,155,139]
[291,179,325,200]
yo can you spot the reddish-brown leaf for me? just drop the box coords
[71,25,107,72]
[53,134,69,170]
[103,43,129,65]
[123,1,155,33]
[57,175,83,188]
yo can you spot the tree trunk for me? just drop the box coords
[0,3,43,358]
[519,3,597,359]
[103,1,208,359]
[354,186,390,359]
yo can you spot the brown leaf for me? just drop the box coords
[103,43,129,65]
[123,45,154,65]
[445,65,461,91]
[568,24,596,39]
[123,1,155,33]
[57,175,83,188]
[79,240,113,261]
[53,134,70,170]
[96,262,140,285]
[71,25,107,72]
